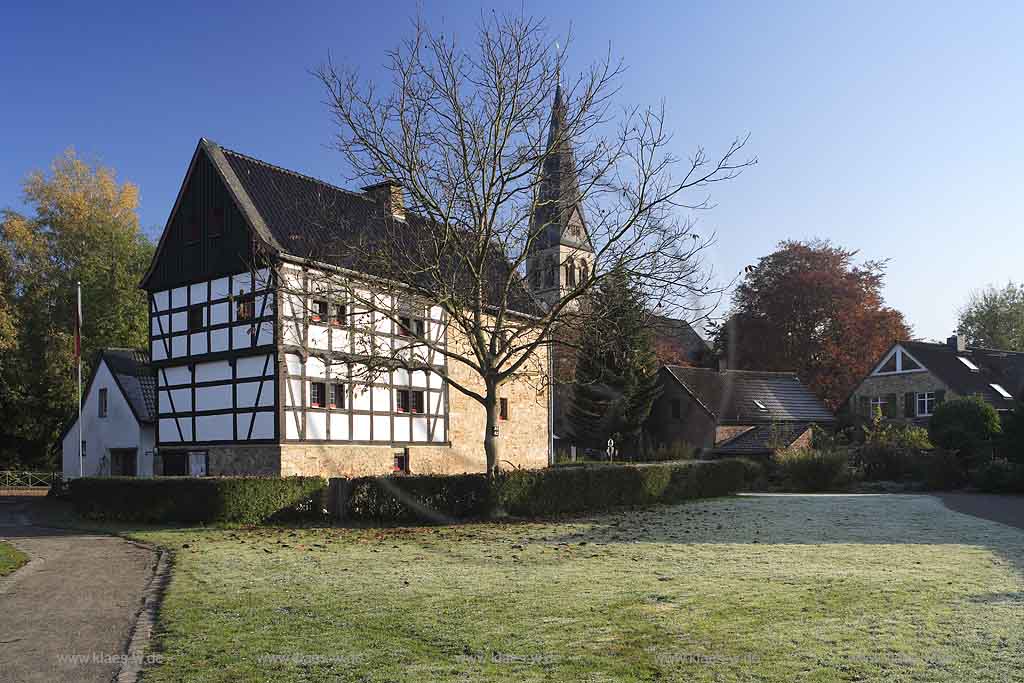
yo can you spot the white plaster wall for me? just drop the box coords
[61,359,154,478]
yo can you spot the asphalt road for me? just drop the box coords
[0,497,155,683]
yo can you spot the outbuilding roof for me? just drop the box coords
[663,366,835,425]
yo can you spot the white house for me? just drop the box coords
[60,348,157,478]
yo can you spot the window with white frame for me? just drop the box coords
[916,391,936,417]
[873,347,924,375]
[870,396,888,415]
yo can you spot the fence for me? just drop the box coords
[0,471,61,496]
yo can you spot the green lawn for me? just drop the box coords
[0,540,28,576]
[129,494,1024,682]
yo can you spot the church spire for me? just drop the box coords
[531,81,592,254]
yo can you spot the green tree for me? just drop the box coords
[928,396,1001,474]
[956,282,1024,350]
[567,268,662,457]
[0,150,153,469]
[998,401,1024,465]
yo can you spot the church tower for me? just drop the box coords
[527,83,595,307]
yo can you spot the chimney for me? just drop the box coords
[362,180,405,221]
[947,334,966,352]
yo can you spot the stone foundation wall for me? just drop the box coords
[279,443,486,478]
[206,445,281,476]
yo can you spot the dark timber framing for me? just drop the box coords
[277,262,450,445]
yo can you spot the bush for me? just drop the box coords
[929,396,1001,471]
[852,413,932,481]
[733,457,768,490]
[334,474,491,523]
[646,441,697,462]
[916,450,968,491]
[775,447,851,492]
[493,459,744,517]
[973,460,1024,493]
[69,476,327,525]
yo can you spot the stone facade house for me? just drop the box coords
[846,335,1023,425]
[647,366,835,456]
[139,138,551,478]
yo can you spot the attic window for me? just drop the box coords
[753,399,768,412]
[209,207,224,237]
[185,215,201,244]
[991,383,1013,399]
[958,356,980,371]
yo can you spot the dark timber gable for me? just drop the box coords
[141,143,264,291]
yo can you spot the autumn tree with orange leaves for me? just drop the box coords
[714,240,910,410]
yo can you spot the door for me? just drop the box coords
[110,449,138,476]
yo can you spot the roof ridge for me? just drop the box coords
[902,339,1024,356]
[666,366,797,377]
[217,143,371,202]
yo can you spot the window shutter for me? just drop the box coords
[858,396,869,417]
[905,392,915,418]
[935,390,946,406]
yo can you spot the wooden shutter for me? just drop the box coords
[935,390,946,406]
[858,396,870,417]
[905,392,915,418]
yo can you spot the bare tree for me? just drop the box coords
[308,12,754,474]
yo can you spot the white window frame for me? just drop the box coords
[916,391,936,417]
[872,346,927,376]
[870,396,888,414]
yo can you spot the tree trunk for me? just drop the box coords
[483,392,501,477]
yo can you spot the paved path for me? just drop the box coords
[0,497,156,683]
[936,492,1024,531]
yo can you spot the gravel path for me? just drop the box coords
[0,497,156,683]
[936,492,1024,531]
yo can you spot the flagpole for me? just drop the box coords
[77,281,82,478]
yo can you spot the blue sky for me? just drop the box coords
[3,1,1021,340]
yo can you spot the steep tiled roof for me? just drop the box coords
[664,366,835,424]
[895,340,1024,408]
[216,143,541,316]
[650,315,711,366]
[715,422,814,454]
[102,348,156,423]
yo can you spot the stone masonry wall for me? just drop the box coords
[207,445,281,476]
[849,370,952,422]
[279,324,551,478]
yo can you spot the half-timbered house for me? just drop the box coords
[140,139,551,477]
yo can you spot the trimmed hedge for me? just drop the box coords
[69,476,327,525]
[493,459,745,517]
[333,474,491,522]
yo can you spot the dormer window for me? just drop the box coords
[991,383,1013,399]
[958,356,980,372]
